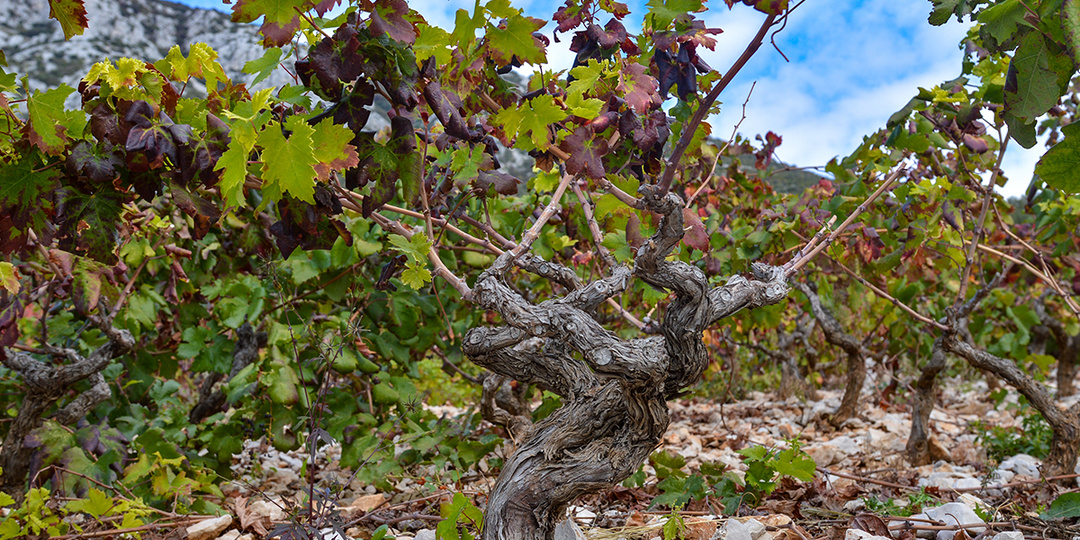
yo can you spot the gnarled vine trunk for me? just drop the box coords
[794,282,868,428]
[905,337,947,466]
[464,187,789,540]
[942,330,1080,477]
[0,319,134,501]
[940,280,1080,478]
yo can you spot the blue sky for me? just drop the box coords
[176,0,1037,197]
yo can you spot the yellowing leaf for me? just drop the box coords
[565,92,605,119]
[48,0,88,40]
[155,43,228,89]
[258,117,319,204]
[108,58,148,89]
[401,263,432,289]
[568,60,607,97]
[0,262,18,294]
[85,58,163,101]
[231,0,306,25]
[494,94,565,151]
[414,24,453,64]
[311,118,359,180]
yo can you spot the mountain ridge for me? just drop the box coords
[0,0,293,96]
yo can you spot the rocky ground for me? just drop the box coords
[165,373,1080,540]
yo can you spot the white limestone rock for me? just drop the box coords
[923,502,986,540]
[187,515,233,540]
[845,529,892,540]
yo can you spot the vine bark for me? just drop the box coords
[463,186,789,540]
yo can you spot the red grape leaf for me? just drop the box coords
[560,126,609,179]
[56,186,125,264]
[681,208,709,252]
[618,62,660,114]
[260,18,302,48]
[370,0,416,44]
[66,141,122,184]
[0,157,60,256]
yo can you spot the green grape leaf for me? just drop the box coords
[1004,111,1037,148]
[568,60,606,97]
[487,14,546,65]
[772,448,816,481]
[266,364,300,405]
[216,139,250,209]
[1042,492,1080,519]
[401,263,432,290]
[178,326,213,359]
[646,0,701,29]
[258,117,319,204]
[27,84,81,155]
[243,47,283,86]
[284,251,322,284]
[388,233,432,265]
[451,6,485,48]
[1005,32,1062,119]
[389,116,421,204]
[738,445,769,460]
[63,488,113,519]
[976,0,1026,49]
[649,450,687,479]
[48,0,88,40]
[602,231,634,262]
[928,0,962,25]
[594,193,624,218]
[1036,121,1080,192]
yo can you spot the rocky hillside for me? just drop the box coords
[0,0,292,95]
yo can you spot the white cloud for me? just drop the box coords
[706,1,968,163]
